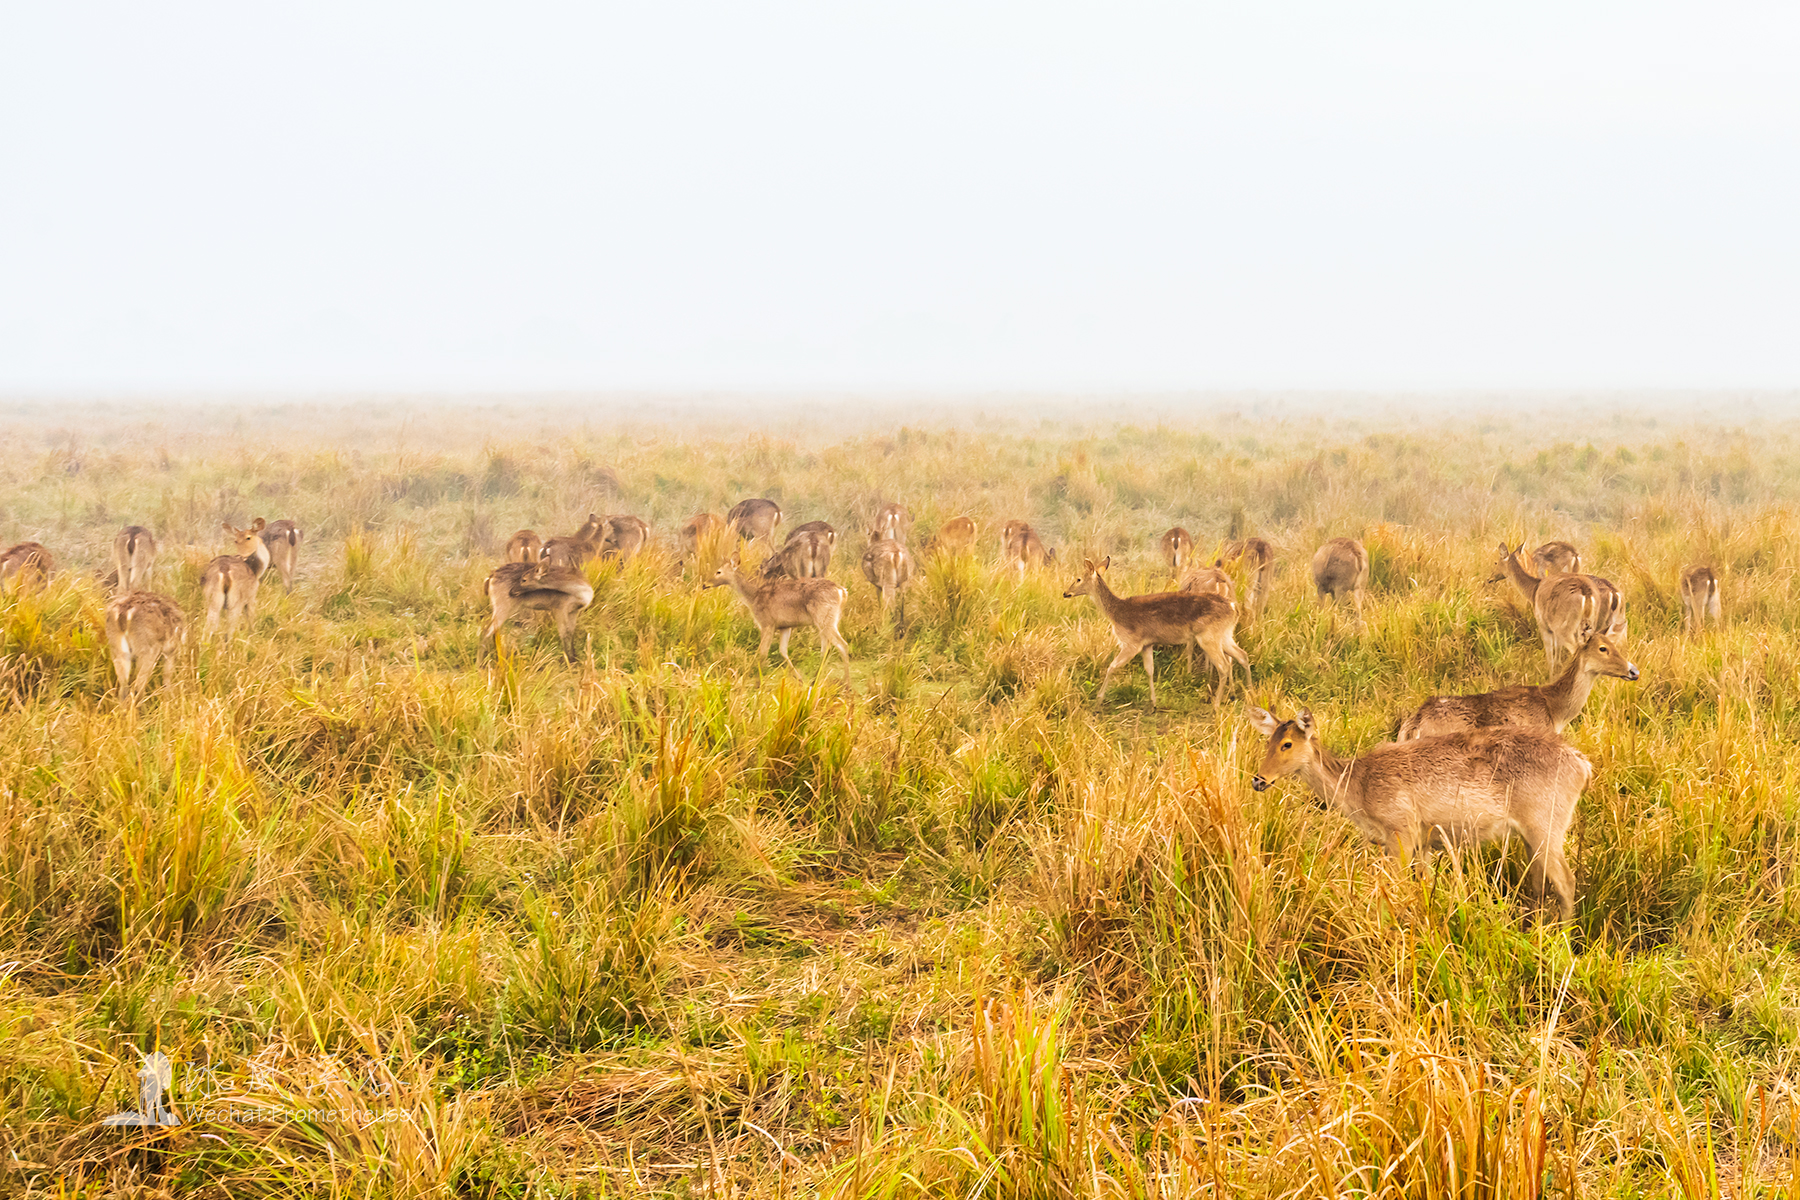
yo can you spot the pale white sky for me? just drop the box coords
[2,3,1796,393]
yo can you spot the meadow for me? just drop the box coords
[3,396,1800,1197]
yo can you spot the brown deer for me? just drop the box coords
[1311,537,1369,617]
[1178,564,1234,602]
[679,513,726,558]
[1160,527,1194,578]
[481,560,594,660]
[922,516,978,557]
[199,520,271,637]
[727,498,784,546]
[860,533,915,617]
[1248,707,1591,919]
[1064,557,1249,707]
[762,526,836,579]
[706,559,852,685]
[1679,565,1721,633]
[1222,538,1276,618]
[258,519,303,590]
[1397,620,1638,740]
[1531,541,1582,576]
[504,529,544,564]
[113,526,157,591]
[1489,543,1623,668]
[104,591,186,702]
[541,514,606,569]
[998,520,1053,582]
[600,515,650,564]
[0,542,54,589]
[872,502,909,544]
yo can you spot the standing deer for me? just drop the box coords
[1178,564,1234,602]
[1221,538,1275,618]
[1679,565,1721,633]
[1397,620,1637,739]
[258,519,304,590]
[0,542,54,589]
[1489,543,1623,668]
[199,520,271,637]
[727,498,784,546]
[860,533,915,618]
[113,526,157,591]
[999,520,1053,582]
[680,513,726,559]
[1311,537,1369,617]
[542,514,606,569]
[481,560,594,660]
[1531,541,1582,576]
[707,559,852,685]
[763,527,836,579]
[505,529,544,564]
[104,591,186,702]
[1248,707,1591,919]
[872,502,909,544]
[1160,527,1194,579]
[600,515,650,564]
[1064,557,1249,708]
[922,516,978,557]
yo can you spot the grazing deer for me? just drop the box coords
[680,513,726,559]
[1489,543,1624,668]
[1531,541,1582,576]
[0,542,54,590]
[1248,707,1591,919]
[706,559,852,685]
[1679,565,1721,633]
[258,519,304,590]
[763,527,835,579]
[860,533,915,618]
[199,520,271,637]
[600,515,649,564]
[872,502,909,544]
[104,591,186,702]
[505,529,544,564]
[1311,537,1369,617]
[1160,527,1194,578]
[481,560,594,660]
[1179,564,1234,602]
[1221,538,1275,618]
[998,520,1053,582]
[1398,620,1638,740]
[922,516,978,557]
[727,498,784,546]
[1064,557,1249,707]
[113,526,157,591]
[542,514,606,569]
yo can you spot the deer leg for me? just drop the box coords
[135,647,162,700]
[778,628,798,675]
[757,627,775,666]
[1141,646,1157,708]
[822,619,853,686]
[1203,642,1231,705]
[1096,643,1138,703]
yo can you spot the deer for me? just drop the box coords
[860,532,915,618]
[1221,538,1275,618]
[727,498,784,546]
[505,529,544,564]
[872,502,909,544]
[481,560,594,660]
[113,526,157,591]
[763,527,835,579]
[999,520,1053,582]
[258,518,304,590]
[1679,565,1721,633]
[922,516,978,557]
[1531,541,1582,576]
[0,542,54,590]
[104,591,186,702]
[1397,619,1638,740]
[1311,537,1369,617]
[1489,543,1623,668]
[1064,557,1249,708]
[680,513,726,559]
[1248,707,1591,919]
[541,514,606,569]
[706,559,852,685]
[199,520,271,637]
[1178,564,1234,602]
[1160,527,1194,579]
[600,515,649,564]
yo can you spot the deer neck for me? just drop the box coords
[243,540,270,578]
[1500,553,1540,603]
[1293,744,1359,815]
[1538,654,1599,727]
[1086,573,1128,622]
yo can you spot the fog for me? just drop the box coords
[3,3,1798,396]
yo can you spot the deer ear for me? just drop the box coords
[1247,706,1280,737]
[1609,618,1628,639]
[1083,557,1095,571]
[1294,709,1315,735]
[1101,555,1111,571]
[221,522,234,533]
[251,517,265,532]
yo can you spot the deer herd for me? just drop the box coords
[1,496,1729,921]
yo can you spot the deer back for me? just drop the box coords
[1311,538,1367,591]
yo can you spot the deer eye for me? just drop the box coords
[1281,741,1292,750]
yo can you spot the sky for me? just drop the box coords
[2,2,1797,394]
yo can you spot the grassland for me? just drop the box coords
[3,398,1800,1197]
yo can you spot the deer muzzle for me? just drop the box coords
[1251,775,1270,792]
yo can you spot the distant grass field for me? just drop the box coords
[3,401,1800,1197]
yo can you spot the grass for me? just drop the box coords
[2,399,1800,1195]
